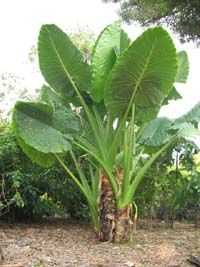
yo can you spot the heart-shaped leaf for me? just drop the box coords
[38,24,91,98]
[105,27,178,121]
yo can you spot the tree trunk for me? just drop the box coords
[99,171,133,243]
[99,172,116,242]
[195,207,200,228]
[114,205,132,243]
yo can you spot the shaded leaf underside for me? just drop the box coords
[16,135,55,168]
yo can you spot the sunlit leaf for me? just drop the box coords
[105,27,178,121]
[91,21,131,102]
[38,24,91,98]
[175,51,189,83]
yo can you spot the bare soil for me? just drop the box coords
[0,219,199,267]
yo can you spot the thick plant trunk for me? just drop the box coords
[99,171,133,243]
[99,173,115,242]
[114,205,132,243]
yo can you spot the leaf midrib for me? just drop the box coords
[108,40,157,160]
[126,39,157,113]
[43,26,107,160]
[44,26,75,92]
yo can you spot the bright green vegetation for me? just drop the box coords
[12,22,199,234]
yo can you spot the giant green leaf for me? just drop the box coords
[40,85,70,107]
[172,122,200,137]
[105,27,178,120]
[16,135,55,168]
[52,106,80,137]
[13,101,80,154]
[162,86,182,105]
[175,51,189,83]
[140,117,172,146]
[175,102,200,125]
[120,29,131,53]
[91,22,131,102]
[140,106,200,147]
[38,24,91,98]
[139,87,182,121]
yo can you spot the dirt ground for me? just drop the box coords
[0,219,199,267]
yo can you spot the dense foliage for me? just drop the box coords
[136,139,200,227]
[103,0,200,44]
[0,125,89,221]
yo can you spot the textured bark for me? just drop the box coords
[114,205,132,243]
[99,173,116,242]
[99,171,133,243]
[0,247,4,262]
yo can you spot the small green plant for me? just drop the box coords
[33,262,45,267]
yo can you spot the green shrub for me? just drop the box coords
[135,140,200,224]
[0,124,89,221]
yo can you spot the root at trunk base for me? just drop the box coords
[99,173,132,243]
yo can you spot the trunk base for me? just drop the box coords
[114,205,132,243]
[99,173,115,242]
[98,172,133,243]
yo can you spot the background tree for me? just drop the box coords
[70,26,95,62]
[0,73,38,121]
[103,0,200,45]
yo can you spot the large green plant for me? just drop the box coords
[12,21,199,242]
